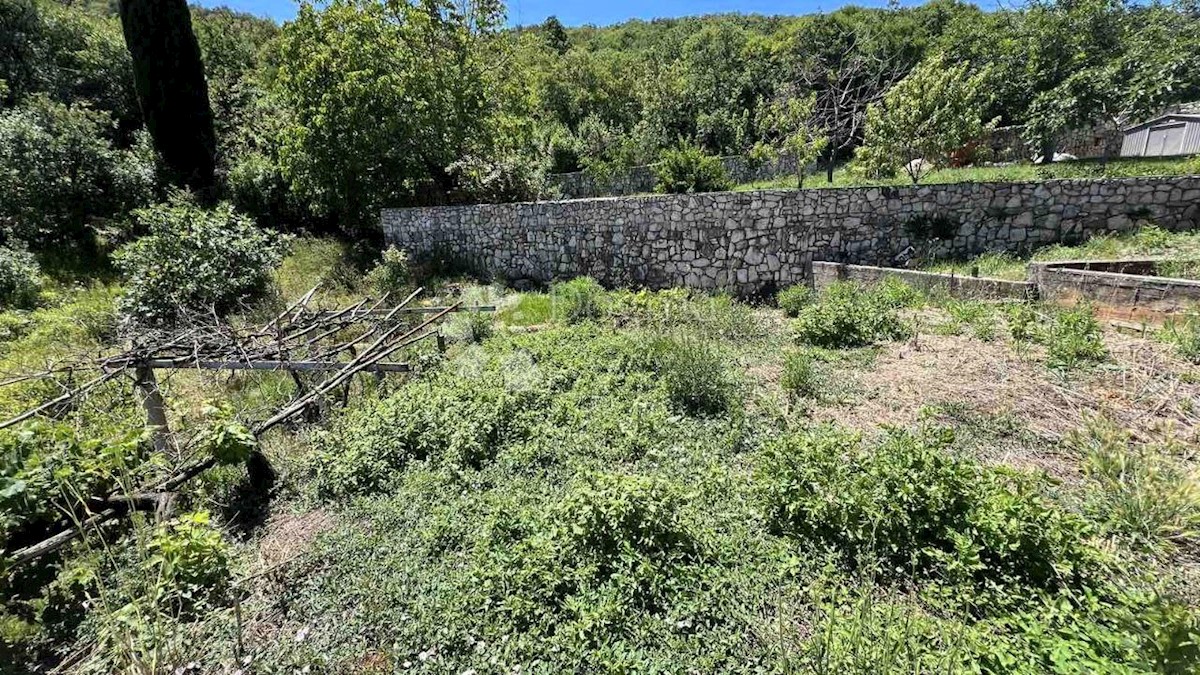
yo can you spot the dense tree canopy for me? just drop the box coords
[0,0,1198,242]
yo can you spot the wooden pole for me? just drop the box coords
[134,365,173,455]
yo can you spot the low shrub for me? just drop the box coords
[557,471,696,563]
[194,404,256,466]
[0,247,42,309]
[653,142,731,194]
[941,299,997,341]
[306,361,548,498]
[793,282,908,348]
[114,196,289,326]
[781,350,820,399]
[757,425,1095,592]
[1,423,147,551]
[607,288,762,341]
[1044,304,1107,369]
[874,276,925,308]
[365,245,411,297]
[1004,302,1040,343]
[776,284,813,317]
[551,277,607,324]
[442,309,494,345]
[642,334,740,416]
[471,471,698,640]
[144,511,231,614]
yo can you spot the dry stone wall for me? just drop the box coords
[382,176,1200,295]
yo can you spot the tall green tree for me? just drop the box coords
[275,0,533,230]
[118,0,217,195]
[859,54,996,183]
[541,15,569,55]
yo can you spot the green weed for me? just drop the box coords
[551,276,607,324]
[642,334,741,416]
[1045,304,1108,370]
[1070,419,1200,554]
[793,282,909,348]
[757,425,1095,592]
[777,284,813,317]
[1159,313,1200,363]
[781,350,821,399]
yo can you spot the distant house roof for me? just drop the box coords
[1122,112,1200,133]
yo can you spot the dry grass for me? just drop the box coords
[755,309,1200,481]
[252,508,336,573]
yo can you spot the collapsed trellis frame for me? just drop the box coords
[1,286,495,567]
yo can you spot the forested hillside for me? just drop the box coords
[3,0,1199,250]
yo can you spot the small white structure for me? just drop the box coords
[1120,113,1200,157]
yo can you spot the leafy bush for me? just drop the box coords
[642,334,740,416]
[793,282,909,348]
[653,141,731,194]
[1,423,147,550]
[0,246,41,309]
[1045,304,1107,370]
[776,284,813,317]
[471,471,698,640]
[144,511,230,613]
[874,276,925,308]
[114,196,289,326]
[194,404,256,466]
[0,96,155,248]
[1005,302,1040,343]
[442,309,494,345]
[551,276,607,324]
[307,364,546,498]
[365,245,411,297]
[757,425,1096,592]
[781,350,820,399]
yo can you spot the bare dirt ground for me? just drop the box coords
[747,310,1199,482]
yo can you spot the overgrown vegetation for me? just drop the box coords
[792,281,909,348]
[653,141,732,194]
[3,0,1200,669]
[114,196,289,326]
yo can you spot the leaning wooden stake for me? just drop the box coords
[134,365,173,455]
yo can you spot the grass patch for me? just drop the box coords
[1044,304,1108,370]
[1070,419,1200,555]
[735,156,1200,192]
[1159,313,1200,363]
[781,350,821,400]
[924,225,1200,282]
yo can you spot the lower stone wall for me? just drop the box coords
[811,262,1034,300]
[1031,260,1200,323]
[382,175,1200,296]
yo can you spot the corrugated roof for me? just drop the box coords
[1122,112,1200,133]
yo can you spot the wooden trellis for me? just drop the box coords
[1,286,495,567]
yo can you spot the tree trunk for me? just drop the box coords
[1038,136,1057,165]
[118,0,216,200]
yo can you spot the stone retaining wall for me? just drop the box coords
[382,175,1200,296]
[1031,260,1200,323]
[811,262,1034,300]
